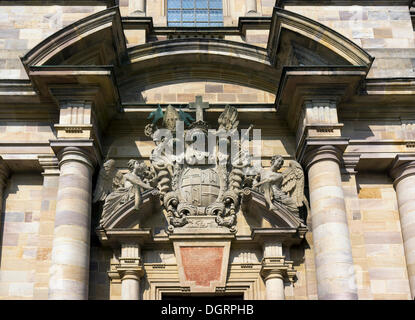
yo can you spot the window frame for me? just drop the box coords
[167,0,224,27]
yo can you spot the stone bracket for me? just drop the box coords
[38,154,60,176]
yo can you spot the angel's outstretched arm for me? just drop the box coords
[127,173,153,190]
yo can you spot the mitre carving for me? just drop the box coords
[93,97,308,232]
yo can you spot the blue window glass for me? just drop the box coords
[210,0,222,9]
[167,0,223,27]
[168,0,181,8]
[183,10,195,21]
[196,0,208,8]
[210,10,223,22]
[196,9,208,21]
[182,0,193,9]
[168,10,181,21]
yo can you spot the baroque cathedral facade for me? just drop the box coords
[0,0,415,300]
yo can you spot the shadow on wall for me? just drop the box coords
[0,173,43,269]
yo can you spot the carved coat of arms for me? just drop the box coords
[93,97,308,233]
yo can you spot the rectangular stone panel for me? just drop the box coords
[173,240,231,293]
[181,246,223,287]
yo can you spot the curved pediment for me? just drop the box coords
[21,7,127,70]
[20,6,373,101]
[268,7,373,68]
[120,39,277,93]
[99,189,162,230]
[241,189,305,230]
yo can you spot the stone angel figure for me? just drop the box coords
[93,159,154,223]
[93,159,121,203]
[253,155,307,218]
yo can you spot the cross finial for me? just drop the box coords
[189,96,209,122]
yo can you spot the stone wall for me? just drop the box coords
[354,173,411,299]
[0,174,44,299]
[0,121,55,143]
[286,5,415,78]
[88,245,112,300]
[1,3,414,79]
[0,5,105,79]
[0,1,414,300]
[124,81,275,104]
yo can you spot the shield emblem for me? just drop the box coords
[179,167,221,207]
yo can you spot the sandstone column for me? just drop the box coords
[121,271,140,300]
[117,243,143,300]
[304,146,357,300]
[48,147,94,300]
[246,0,257,14]
[260,242,291,300]
[129,0,146,16]
[391,156,415,299]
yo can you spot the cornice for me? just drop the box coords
[276,0,412,6]
[363,78,415,95]
[0,0,115,5]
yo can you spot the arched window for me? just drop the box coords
[167,0,223,27]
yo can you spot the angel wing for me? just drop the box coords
[281,160,305,208]
[93,159,117,203]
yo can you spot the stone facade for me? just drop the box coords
[0,0,414,300]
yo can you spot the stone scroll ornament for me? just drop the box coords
[93,99,308,231]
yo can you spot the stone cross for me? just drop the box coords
[189,96,209,122]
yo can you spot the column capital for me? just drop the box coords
[116,242,144,280]
[260,257,295,283]
[302,144,347,171]
[38,155,60,176]
[0,157,10,189]
[50,140,101,168]
[389,154,415,186]
[117,267,144,281]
